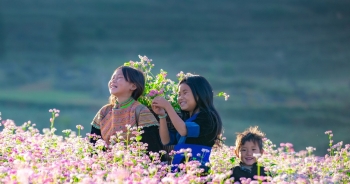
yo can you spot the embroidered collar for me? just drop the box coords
[114,97,135,109]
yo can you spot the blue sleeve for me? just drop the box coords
[165,121,200,145]
[165,128,178,145]
[185,122,200,137]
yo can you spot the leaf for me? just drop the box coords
[230,157,235,164]
[136,135,142,142]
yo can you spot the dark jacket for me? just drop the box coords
[231,162,267,183]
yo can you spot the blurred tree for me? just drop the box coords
[58,19,79,59]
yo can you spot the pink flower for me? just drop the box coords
[149,89,157,97]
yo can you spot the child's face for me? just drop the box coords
[177,83,197,115]
[238,140,262,166]
[109,69,135,97]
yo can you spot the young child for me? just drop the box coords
[151,74,223,165]
[231,126,267,183]
[89,66,163,153]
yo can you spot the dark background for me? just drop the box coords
[0,0,349,155]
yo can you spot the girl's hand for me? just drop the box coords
[152,96,171,110]
[151,104,166,116]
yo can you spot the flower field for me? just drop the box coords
[0,109,349,184]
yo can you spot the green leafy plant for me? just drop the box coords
[124,55,229,111]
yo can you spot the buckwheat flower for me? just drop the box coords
[116,130,123,136]
[306,146,316,152]
[62,129,72,134]
[76,125,84,130]
[149,89,157,97]
[17,168,33,184]
[253,153,262,158]
[43,128,50,134]
[221,92,230,101]
[138,55,152,62]
[345,144,350,149]
[50,127,57,133]
[148,166,157,174]
[176,71,184,78]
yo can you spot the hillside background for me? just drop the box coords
[0,0,349,155]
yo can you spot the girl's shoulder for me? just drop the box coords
[99,104,113,113]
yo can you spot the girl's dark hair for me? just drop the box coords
[179,75,223,142]
[109,66,145,104]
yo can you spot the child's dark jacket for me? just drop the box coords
[231,162,267,183]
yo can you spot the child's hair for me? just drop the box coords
[108,66,145,104]
[235,126,265,152]
[179,75,223,142]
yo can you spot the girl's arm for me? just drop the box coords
[151,104,171,144]
[164,102,187,136]
[158,117,170,145]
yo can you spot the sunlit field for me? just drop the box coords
[0,109,349,183]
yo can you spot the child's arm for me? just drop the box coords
[152,96,187,137]
[89,104,111,144]
[151,104,171,144]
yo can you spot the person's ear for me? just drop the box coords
[261,149,264,155]
[130,84,137,91]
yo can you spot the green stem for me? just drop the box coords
[50,113,55,130]
[257,162,262,184]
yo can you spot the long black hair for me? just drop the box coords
[179,75,223,142]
